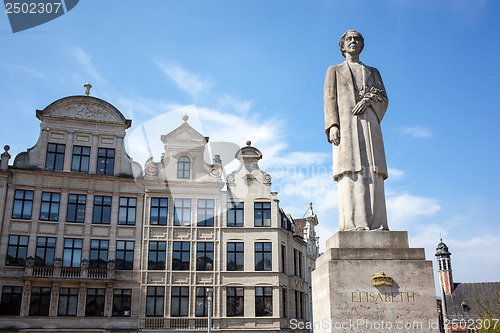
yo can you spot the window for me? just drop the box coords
[227,202,243,227]
[281,288,287,318]
[197,199,214,226]
[63,238,83,268]
[35,237,56,267]
[146,286,164,317]
[227,242,244,271]
[39,192,60,221]
[12,189,33,219]
[148,241,166,270]
[177,156,190,179]
[196,242,214,271]
[67,194,86,223]
[255,242,272,271]
[93,195,112,224]
[195,287,212,317]
[295,290,304,319]
[97,148,115,175]
[29,287,51,316]
[281,245,286,273]
[294,249,302,278]
[172,241,190,270]
[255,287,272,316]
[254,202,271,227]
[150,198,168,225]
[90,239,108,269]
[113,289,131,317]
[0,286,23,315]
[171,287,189,317]
[116,241,134,270]
[6,235,28,266]
[227,287,244,317]
[119,197,136,225]
[45,143,65,170]
[58,288,78,316]
[85,288,105,316]
[174,199,191,226]
[71,146,90,172]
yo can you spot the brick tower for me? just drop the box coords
[436,239,453,294]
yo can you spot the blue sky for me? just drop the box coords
[1,0,499,292]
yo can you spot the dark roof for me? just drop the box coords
[436,241,451,256]
[445,282,500,319]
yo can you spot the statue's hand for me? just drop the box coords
[329,126,340,146]
[352,98,370,115]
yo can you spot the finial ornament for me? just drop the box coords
[4,145,10,152]
[182,114,189,122]
[246,140,251,146]
[84,83,92,96]
[309,202,314,215]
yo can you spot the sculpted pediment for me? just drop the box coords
[38,96,130,126]
[161,122,207,144]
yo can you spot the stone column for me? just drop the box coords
[114,134,124,175]
[49,281,59,316]
[63,131,74,171]
[38,126,49,169]
[20,280,31,316]
[89,132,99,174]
[77,282,87,316]
[27,187,42,256]
[105,282,114,317]
[0,145,11,171]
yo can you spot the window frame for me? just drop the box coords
[96,148,115,175]
[255,242,272,271]
[197,199,214,226]
[146,286,164,317]
[148,241,166,270]
[174,199,191,226]
[227,242,244,271]
[0,286,23,316]
[255,287,273,317]
[58,287,79,316]
[29,287,51,316]
[92,195,112,224]
[227,202,244,227]
[39,192,60,221]
[45,143,65,171]
[116,240,134,270]
[112,289,132,317]
[118,197,136,225]
[177,156,190,179]
[89,239,109,269]
[71,145,91,173]
[66,194,87,223]
[6,235,28,266]
[195,287,212,317]
[85,288,106,317]
[12,189,34,220]
[170,286,189,317]
[172,241,190,271]
[226,287,244,317]
[35,236,56,267]
[62,238,83,268]
[150,198,168,225]
[196,242,214,271]
[254,202,271,227]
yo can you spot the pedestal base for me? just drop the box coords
[312,231,440,333]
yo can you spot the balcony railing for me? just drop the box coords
[140,318,212,330]
[24,258,115,280]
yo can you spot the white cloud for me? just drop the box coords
[387,167,404,180]
[68,46,104,85]
[1,64,46,78]
[154,60,215,97]
[386,192,440,230]
[397,126,432,138]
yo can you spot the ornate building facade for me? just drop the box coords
[0,93,318,333]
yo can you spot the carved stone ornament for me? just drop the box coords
[50,103,120,123]
[144,157,158,176]
[263,173,272,184]
[26,256,35,267]
[210,165,222,178]
[81,258,89,268]
[226,173,235,183]
[244,173,255,186]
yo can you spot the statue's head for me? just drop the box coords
[339,30,364,58]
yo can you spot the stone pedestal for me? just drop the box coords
[312,231,440,333]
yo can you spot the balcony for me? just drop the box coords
[25,257,115,280]
[140,318,211,330]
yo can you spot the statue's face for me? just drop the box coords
[343,31,363,55]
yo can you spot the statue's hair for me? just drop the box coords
[339,30,364,58]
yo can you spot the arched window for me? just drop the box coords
[177,156,190,179]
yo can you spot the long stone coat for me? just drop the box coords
[324,61,388,180]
